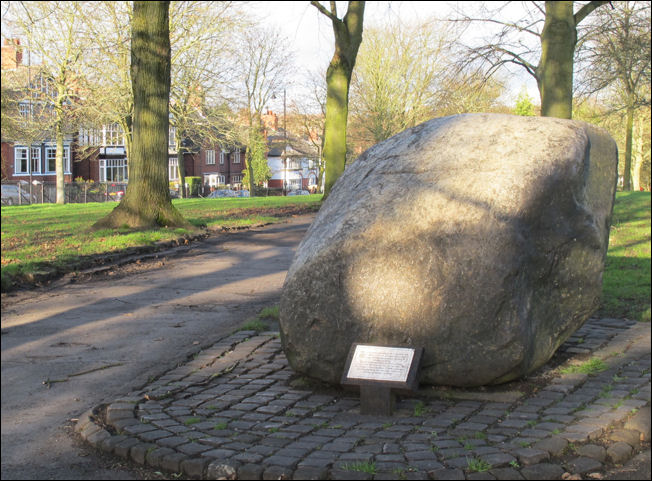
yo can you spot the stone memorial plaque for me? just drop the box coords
[341,344,423,415]
[346,345,415,383]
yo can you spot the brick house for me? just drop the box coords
[2,39,304,195]
[266,133,320,192]
[171,137,247,193]
[1,39,76,184]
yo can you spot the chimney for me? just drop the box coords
[1,38,23,70]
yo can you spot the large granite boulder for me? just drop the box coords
[280,113,618,387]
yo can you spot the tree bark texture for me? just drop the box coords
[55,91,65,204]
[315,1,365,198]
[538,1,608,119]
[539,1,576,119]
[94,1,188,230]
[623,103,634,190]
[323,61,352,197]
[246,145,255,194]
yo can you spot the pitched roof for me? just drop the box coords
[266,130,319,158]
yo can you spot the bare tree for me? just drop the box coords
[454,1,609,119]
[285,68,327,191]
[577,0,651,190]
[94,1,189,229]
[169,1,243,197]
[6,1,90,203]
[78,1,134,160]
[311,1,365,198]
[232,27,293,194]
[349,19,456,146]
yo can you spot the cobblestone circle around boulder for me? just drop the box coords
[77,317,651,480]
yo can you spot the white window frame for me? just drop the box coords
[169,126,177,149]
[99,158,128,182]
[233,150,241,163]
[206,173,226,186]
[219,151,227,164]
[44,145,71,174]
[14,147,29,174]
[231,174,242,183]
[103,123,124,146]
[169,157,179,181]
[19,102,31,118]
[31,147,41,174]
[206,149,215,165]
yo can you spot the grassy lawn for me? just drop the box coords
[600,191,651,322]
[1,192,650,321]
[1,195,322,291]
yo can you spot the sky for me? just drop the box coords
[246,1,541,108]
[0,1,541,109]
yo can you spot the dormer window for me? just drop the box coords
[103,123,124,146]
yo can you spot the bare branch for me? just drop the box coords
[574,0,609,25]
[310,1,339,24]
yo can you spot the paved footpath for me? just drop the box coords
[78,314,651,480]
[1,215,313,479]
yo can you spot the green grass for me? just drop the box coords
[466,458,491,473]
[236,319,270,333]
[2,191,649,321]
[601,192,651,322]
[0,195,322,291]
[413,401,428,416]
[560,357,609,376]
[234,305,281,334]
[258,305,280,321]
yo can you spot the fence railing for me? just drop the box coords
[1,181,128,205]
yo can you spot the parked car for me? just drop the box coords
[288,189,310,196]
[207,189,237,198]
[1,184,36,205]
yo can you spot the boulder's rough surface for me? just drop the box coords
[279,114,618,387]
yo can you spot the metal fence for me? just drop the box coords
[1,181,128,206]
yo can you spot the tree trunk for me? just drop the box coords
[121,115,133,165]
[323,60,352,197]
[317,1,365,199]
[93,1,189,230]
[176,130,186,198]
[55,119,65,205]
[245,146,255,194]
[539,1,576,119]
[55,86,66,204]
[623,103,634,191]
[631,114,644,191]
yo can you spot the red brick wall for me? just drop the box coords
[1,141,13,179]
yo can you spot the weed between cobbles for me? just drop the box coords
[560,357,609,375]
[467,458,491,473]
[413,401,428,416]
[341,461,376,474]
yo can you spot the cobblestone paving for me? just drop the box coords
[78,318,651,480]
